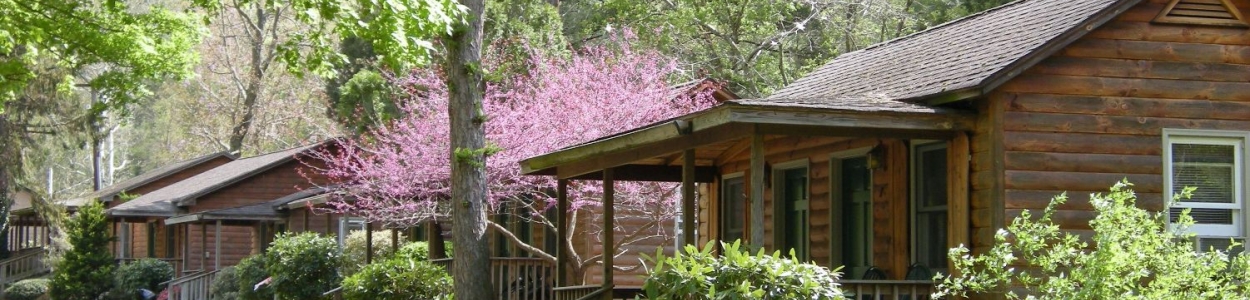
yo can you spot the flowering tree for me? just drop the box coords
[309,34,720,281]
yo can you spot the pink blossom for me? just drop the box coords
[309,36,718,228]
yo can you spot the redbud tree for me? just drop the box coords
[308,35,719,281]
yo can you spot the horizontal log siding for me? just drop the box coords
[185,224,254,271]
[991,0,1250,235]
[717,136,911,279]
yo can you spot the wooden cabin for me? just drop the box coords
[521,0,1250,297]
[106,142,340,274]
[91,152,236,264]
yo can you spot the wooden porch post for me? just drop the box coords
[303,210,310,232]
[325,213,333,235]
[682,149,696,247]
[182,224,189,273]
[555,179,569,287]
[391,228,400,253]
[948,132,971,274]
[214,220,222,270]
[200,222,207,271]
[602,168,615,298]
[749,134,766,249]
[366,222,374,264]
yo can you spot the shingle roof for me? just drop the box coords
[165,187,334,224]
[73,152,235,205]
[767,0,1132,104]
[109,142,326,217]
[730,97,954,114]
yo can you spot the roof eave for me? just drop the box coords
[109,210,178,218]
[519,105,734,175]
[520,104,974,178]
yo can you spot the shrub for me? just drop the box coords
[115,258,175,294]
[235,255,273,300]
[936,180,1250,299]
[643,240,843,299]
[51,200,115,300]
[5,278,50,300]
[265,232,341,299]
[341,256,453,300]
[210,266,240,300]
[341,229,405,276]
[396,241,432,261]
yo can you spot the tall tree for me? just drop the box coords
[445,0,492,298]
[312,37,716,285]
[0,0,202,259]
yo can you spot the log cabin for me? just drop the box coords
[520,0,1250,297]
[106,142,342,275]
[93,152,236,263]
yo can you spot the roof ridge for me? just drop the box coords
[853,0,1034,54]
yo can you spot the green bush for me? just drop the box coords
[5,278,50,300]
[210,266,240,300]
[396,241,432,261]
[341,255,453,300]
[341,229,405,276]
[936,180,1250,299]
[235,255,273,300]
[114,258,175,294]
[51,200,115,300]
[643,240,844,299]
[265,232,341,299]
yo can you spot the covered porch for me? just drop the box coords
[521,99,974,299]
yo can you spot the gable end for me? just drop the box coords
[1154,0,1249,27]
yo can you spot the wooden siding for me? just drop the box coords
[713,136,914,279]
[988,0,1250,240]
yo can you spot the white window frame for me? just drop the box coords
[773,159,811,261]
[1163,129,1250,238]
[337,216,366,250]
[910,140,949,272]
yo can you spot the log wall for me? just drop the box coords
[713,135,913,279]
[986,0,1250,245]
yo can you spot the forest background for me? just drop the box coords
[9,0,1009,204]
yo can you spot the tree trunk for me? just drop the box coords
[446,0,491,299]
[0,115,12,258]
[227,3,270,153]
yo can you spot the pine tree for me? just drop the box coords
[50,200,115,300]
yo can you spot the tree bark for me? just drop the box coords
[446,0,491,299]
[227,3,270,153]
[0,114,12,258]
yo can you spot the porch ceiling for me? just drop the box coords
[520,102,974,180]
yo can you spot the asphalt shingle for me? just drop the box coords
[766,0,1124,106]
[108,142,325,216]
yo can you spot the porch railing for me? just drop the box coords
[431,257,555,300]
[0,247,47,286]
[841,280,937,300]
[166,269,220,300]
[553,285,643,300]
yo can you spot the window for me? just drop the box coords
[119,222,132,259]
[720,175,746,244]
[774,163,810,261]
[912,142,949,272]
[338,217,366,250]
[832,151,872,279]
[147,222,157,258]
[1165,130,1248,241]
